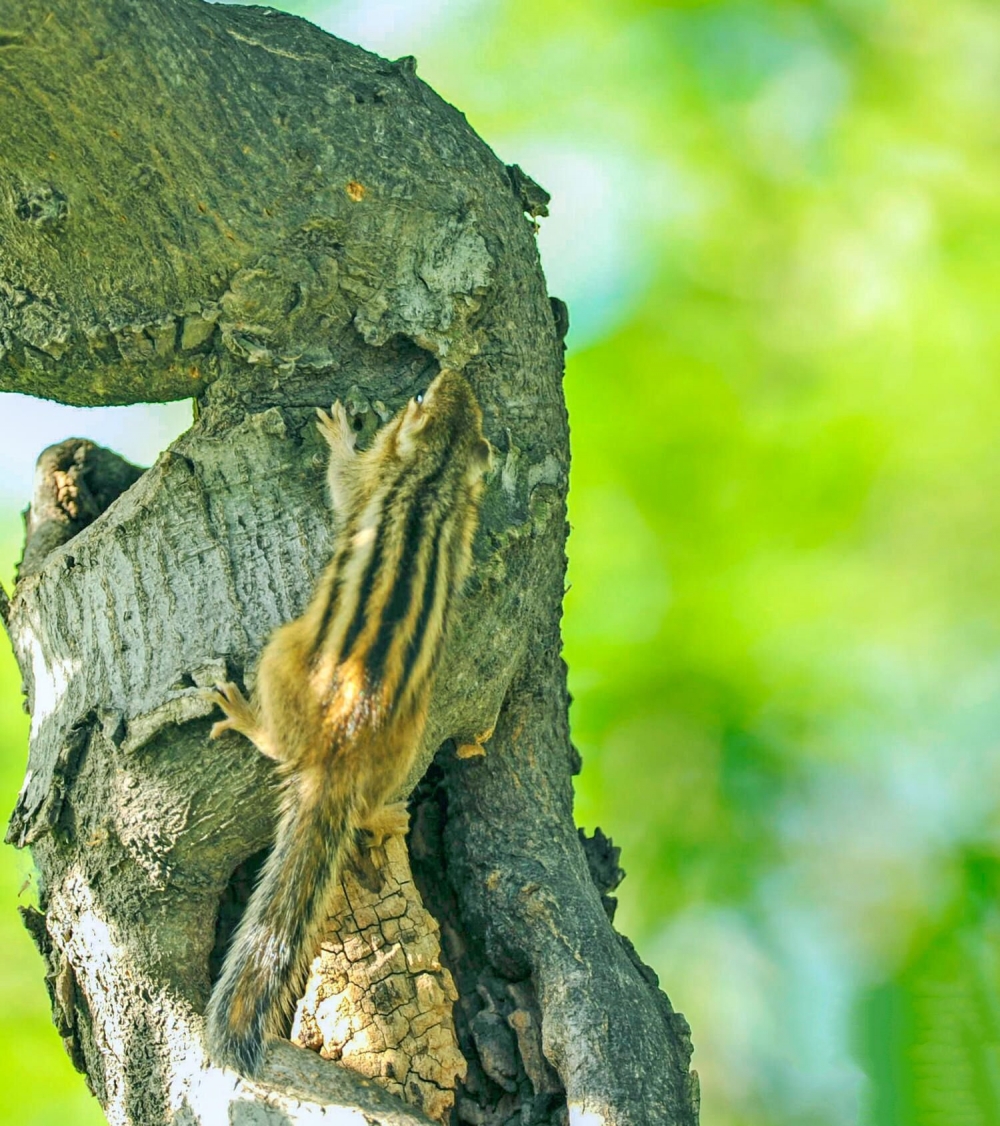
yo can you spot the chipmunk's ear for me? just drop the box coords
[470,437,493,478]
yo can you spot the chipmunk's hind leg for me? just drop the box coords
[359,801,410,849]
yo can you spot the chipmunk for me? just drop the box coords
[204,369,491,1076]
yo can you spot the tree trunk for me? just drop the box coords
[0,2,699,1124]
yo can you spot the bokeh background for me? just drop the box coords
[2,1,999,1122]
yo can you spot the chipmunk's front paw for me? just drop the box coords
[202,682,253,740]
[316,400,357,455]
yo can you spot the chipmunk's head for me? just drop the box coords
[395,369,492,480]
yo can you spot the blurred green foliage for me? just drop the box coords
[2,0,999,1123]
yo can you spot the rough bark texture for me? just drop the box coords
[1,2,699,1124]
[290,833,468,1122]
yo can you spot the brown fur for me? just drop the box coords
[204,370,490,1075]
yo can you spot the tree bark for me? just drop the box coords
[1,2,699,1124]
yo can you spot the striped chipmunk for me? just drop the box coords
[204,368,492,1076]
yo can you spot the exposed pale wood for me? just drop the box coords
[292,833,466,1123]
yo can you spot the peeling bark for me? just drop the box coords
[1,1,698,1124]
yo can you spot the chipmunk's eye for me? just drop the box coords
[414,392,424,405]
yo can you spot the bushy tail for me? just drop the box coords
[206,772,358,1075]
